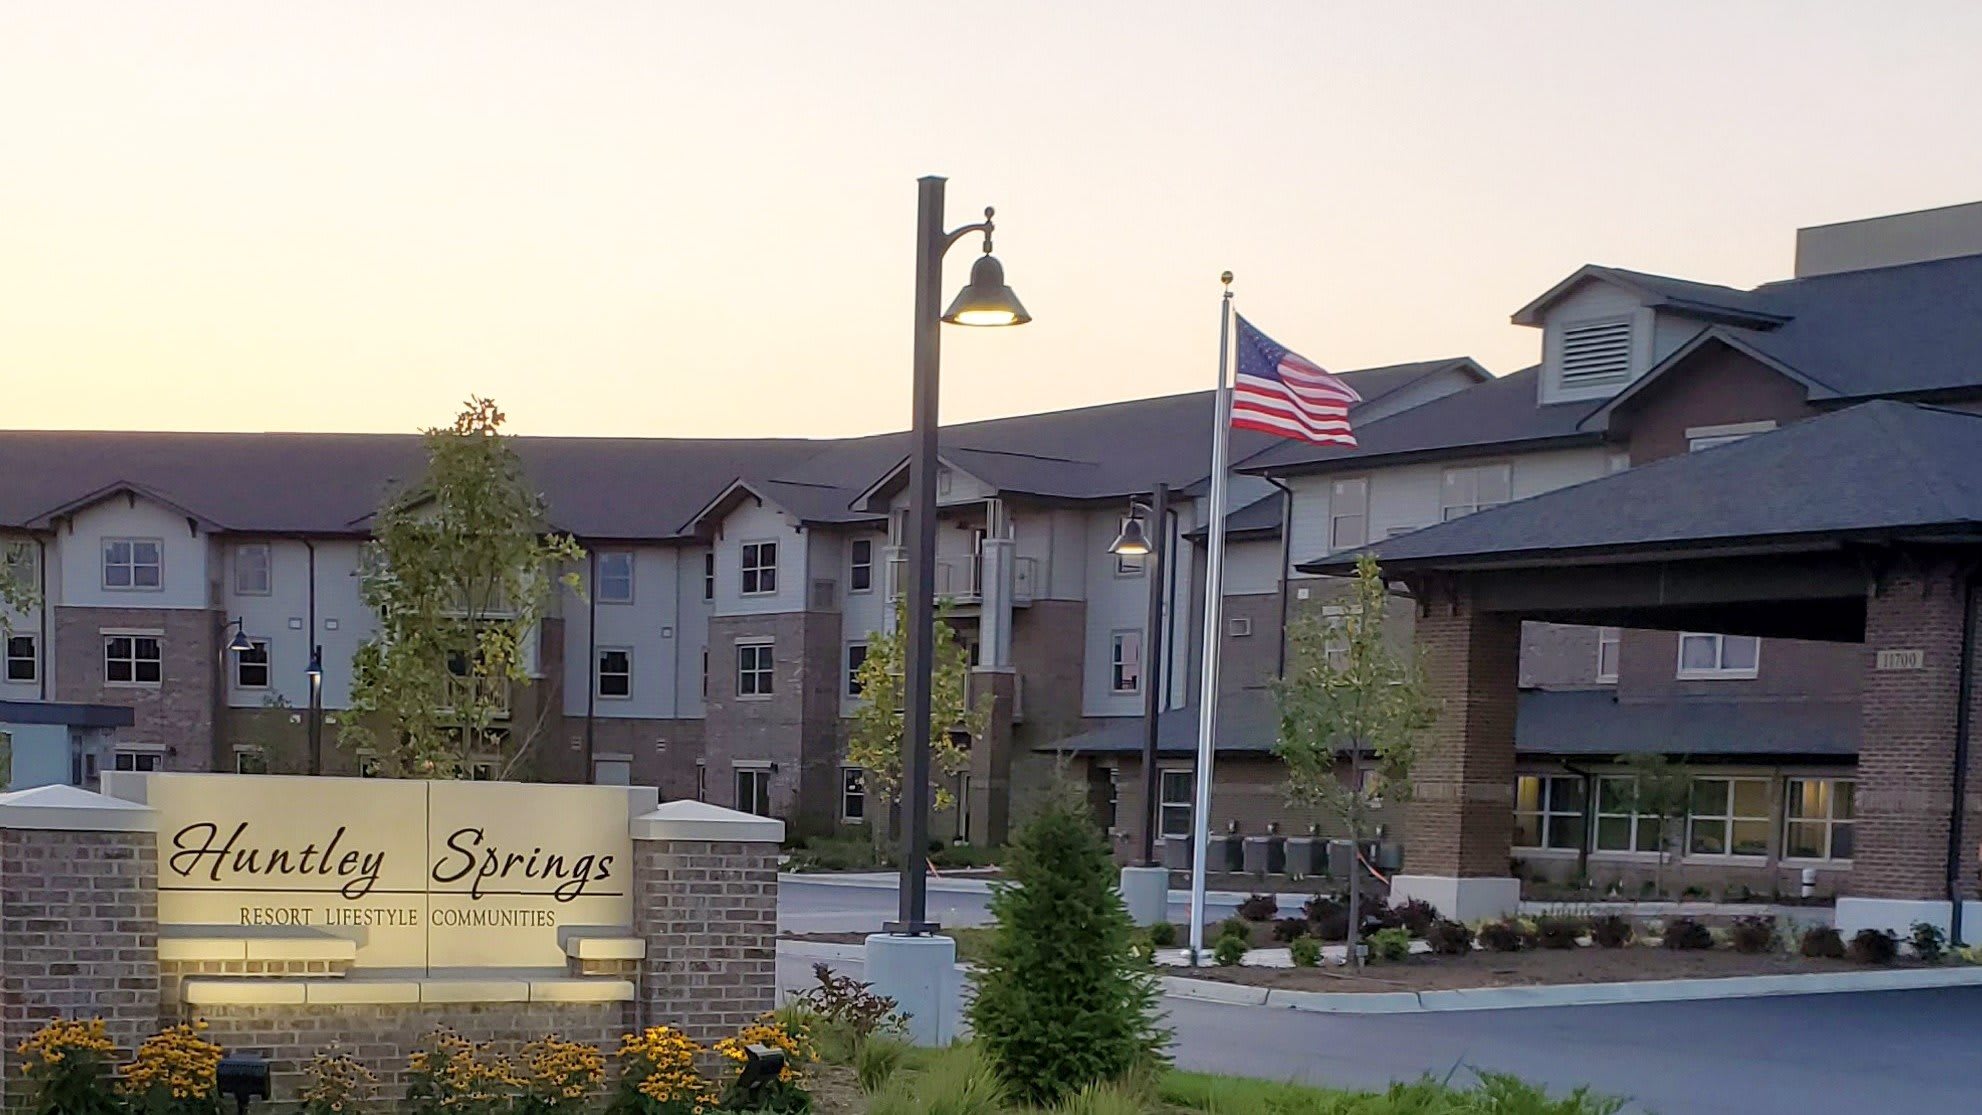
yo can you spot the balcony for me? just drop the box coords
[890,556,1036,607]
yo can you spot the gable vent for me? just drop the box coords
[1559,319,1633,387]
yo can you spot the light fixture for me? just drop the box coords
[224,619,255,656]
[941,220,1030,327]
[1108,513,1152,557]
[306,646,323,683]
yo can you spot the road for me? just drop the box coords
[777,877,1982,1114]
[777,873,1250,935]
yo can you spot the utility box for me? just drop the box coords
[1242,835,1286,875]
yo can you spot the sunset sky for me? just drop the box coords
[4,1,1980,438]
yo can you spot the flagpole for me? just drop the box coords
[1187,272,1236,966]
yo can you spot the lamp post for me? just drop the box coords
[868,174,1028,1046]
[1109,485,1176,927]
[305,645,324,776]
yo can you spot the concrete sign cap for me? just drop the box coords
[0,784,158,832]
[629,799,784,844]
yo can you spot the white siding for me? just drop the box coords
[1081,510,1151,717]
[561,547,690,719]
[58,498,211,610]
[1,533,47,701]
[675,548,712,718]
[218,539,371,709]
[711,500,807,616]
[1223,538,1282,598]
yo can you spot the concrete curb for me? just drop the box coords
[779,871,1257,904]
[1161,964,1982,1014]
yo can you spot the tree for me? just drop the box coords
[1272,553,1437,968]
[0,539,37,632]
[968,783,1168,1106]
[1615,751,1692,898]
[341,398,584,779]
[844,595,990,818]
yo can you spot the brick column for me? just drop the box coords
[628,801,782,1043]
[966,668,1017,846]
[0,786,161,1100]
[1389,584,1522,922]
[1838,561,1982,935]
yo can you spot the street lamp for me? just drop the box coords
[223,619,255,656]
[1109,486,1176,928]
[305,645,323,775]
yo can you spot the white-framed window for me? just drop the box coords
[1596,627,1621,684]
[357,752,382,778]
[1594,776,1666,854]
[700,647,709,698]
[113,747,164,773]
[1785,777,1855,861]
[1677,632,1761,679]
[740,541,777,595]
[845,642,868,697]
[695,760,707,802]
[1114,516,1145,576]
[735,763,773,816]
[597,551,634,604]
[104,633,163,687]
[1329,478,1368,551]
[1110,630,1142,694]
[1688,777,1771,857]
[233,746,269,775]
[469,757,500,781]
[1440,463,1512,521]
[234,543,271,596]
[103,538,162,591]
[234,638,271,689]
[1158,768,1193,840]
[1514,774,1587,851]
[841,766,867,824]
[849,538,874,594]
[596,647,633,699]
[736,640,774,697]
[5,633,37,682]
[702,551,715,601]
[1686,421,1776,452]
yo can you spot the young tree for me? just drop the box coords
[844,595,990,821]
[1615,751,1692,898]
[968,782,1168,1106]
[341,398,584,779]
[1272,554,1437,968]
[0,540,37,632]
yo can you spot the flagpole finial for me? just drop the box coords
[1220,270,1233,287]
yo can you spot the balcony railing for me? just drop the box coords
[893,556,1037,606]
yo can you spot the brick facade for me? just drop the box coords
[1410,586,1520,877]
[53,606,221,766]
[703,612,842,831]
[631,838,778,1042]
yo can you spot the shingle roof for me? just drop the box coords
[1300,400,1982,573]
[1510,265,1788,328]
[1239,366,1603,476]
[1039,689,1280,756]
[1517,689,1856,759]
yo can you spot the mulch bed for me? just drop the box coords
[1180,946,1906,993]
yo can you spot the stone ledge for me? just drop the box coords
[559,929,646,961]
[0,785,156,832]
[160,925,358,964]
[182,975,638,1006]
[630,800,783,844]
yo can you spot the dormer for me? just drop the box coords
[1512,265,1789,406]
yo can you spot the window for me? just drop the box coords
[1158,769,1194,840]
[735,765,773,816]
[740,541,777,595]
[235,543,271,595]
[1,541,34,589]
[841,767,867,824]
[1110,630,1142,694]
[1115,516,1145,576]
[113,749,164,773]
[702,551,715,601]
[234,747,269,775]
[103,538,162,591]
[1785,777,1855,861]
[5,634,36,682]
[469,758,499,781]
[1329,478,1368,551]
[597,552,634,604]
[1228,617,1253,637]
[1686,421,1776,452]
[1677,633,1761,679]
[700,648,709,698]
[1688,777,1771,857]
[1596,627,1621,684]
[104,634,163,686]
[1558,317,1633,390]
[736,641,774,697]
[596,648,632,699]
[1440,464,1512,521]
[849,539,874,593]
[358,753,382,778]
[695,760,707,802]
[846,642,868,697]
[1594,776,1666,854]
[1321,605,1357,671]
[235,639,270,689]
[1514,775,1587,851]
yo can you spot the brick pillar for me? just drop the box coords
[0,787,161,1101]
[1838,561,1982,935]
[629,802,782,1043]
[967,668,1017,846]
[1389,584,1522,922]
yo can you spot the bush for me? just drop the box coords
[1368,926,1413,962]
[1477,918,1531,953]
[1271,917,1310,943]
[17,1018,120,1115]
[966,792,1168,1107]
[794,963,904,1046]
[1146,921,1178,948]
[930,842,1000,869]
[1800,925,1846,959]
[1535,916,1584,950]
[1214,916,1253,944]
[854,1036,910,1094]
[1302,893,1344,923]
[714,1018,815,1114]
[1426,919,1474,956]
[1213,934,1249,966]
[868,1043,1008,1115]
[1910,921,1948,964]
[1393,898,1440,938]
[1236,893,1279,921]
[1290,937,1323,968]
[1662,917,1714,950]
[1360,898,1403,934]
[298,1049,380,1115]
[1847,928,1899,965]
[1589,914,1635,949]
[121,1022,225,1115]
[1311,908,1350,942]
[1727,915,1778,955]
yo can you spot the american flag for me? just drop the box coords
[1229,314,1359,446]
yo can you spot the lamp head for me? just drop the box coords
[225,622,255,656]
[306,646,323,683]
[1108,514,1152,557]
[942,253,1031,327]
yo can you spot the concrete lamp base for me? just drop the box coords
[864,933,958,1047]
[1389,874,1521,924]
[1836,897,1982,940]
[1119,865,1170,928]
